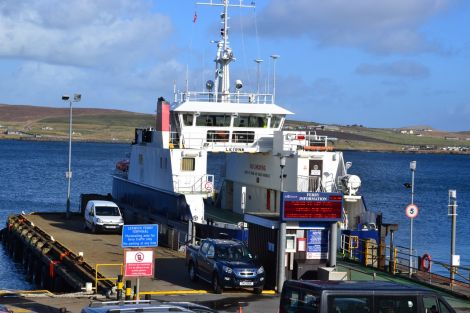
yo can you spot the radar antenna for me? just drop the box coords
[196,0,255,102]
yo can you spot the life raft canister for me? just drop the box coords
[421,253,432,272]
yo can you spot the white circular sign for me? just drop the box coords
[406,204,419,218]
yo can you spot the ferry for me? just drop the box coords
[112,0,376,241]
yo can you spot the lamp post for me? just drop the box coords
[254,59,263,95]
[448,190,458,286]
[409,160,416,277]
[277,155,287,293]
[63,93,81,219]
[270,54,280,103]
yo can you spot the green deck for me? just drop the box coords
[337,260,470,309]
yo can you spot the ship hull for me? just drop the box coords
[112,175,192,229]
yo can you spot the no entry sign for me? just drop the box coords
[124,250,154,277]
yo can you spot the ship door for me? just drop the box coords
[308,160,323,192]
[266,189,276,212]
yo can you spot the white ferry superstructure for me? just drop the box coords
[112,0,373,236]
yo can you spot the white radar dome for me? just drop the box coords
[341,174,361,195]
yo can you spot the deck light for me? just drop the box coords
[270,54,280,103]
[63,93,81,219]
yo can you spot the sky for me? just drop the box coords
[0,0,469,131]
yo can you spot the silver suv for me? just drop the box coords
[81,300,217,313]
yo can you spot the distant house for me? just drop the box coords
[6,130,22,135]
[445,137,459,140]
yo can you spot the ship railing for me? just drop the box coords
[170,131,272,151]
[283,131,333,152]
[297,175,339,192]
[172,174,215,194]
[340,235,470,290]
[177,91,274,104]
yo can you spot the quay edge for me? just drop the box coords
[0,213,115,293]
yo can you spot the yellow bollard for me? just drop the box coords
[125,280,132,300]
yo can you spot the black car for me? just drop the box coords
[280,280,456,313]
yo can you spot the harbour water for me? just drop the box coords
[0,140,469,289]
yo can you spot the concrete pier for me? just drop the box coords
[2,212,203,294]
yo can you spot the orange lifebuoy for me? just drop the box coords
[421,253,432,272]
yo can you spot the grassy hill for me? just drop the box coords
[1,104,469,152]
[0,104,154,142]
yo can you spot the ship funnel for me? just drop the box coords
[156,97,170,148]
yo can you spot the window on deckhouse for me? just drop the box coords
[181,158,195,171]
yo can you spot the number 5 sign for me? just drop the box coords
[406,204,419,219]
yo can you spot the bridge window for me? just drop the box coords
[182,114,194,126]
[234,115,268,128]
[196,114,231,127]
[271,115,283,128]
[181,157,195,171]
[232,131,255,143]
[207,130,230,142]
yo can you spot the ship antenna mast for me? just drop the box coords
[196,0,255,102]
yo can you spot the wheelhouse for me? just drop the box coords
[170,98,293,152]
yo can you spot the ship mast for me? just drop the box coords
[197,0,255,102]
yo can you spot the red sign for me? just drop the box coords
[283,200,342,219]
[281,192,343,221]
[124,250,154,277]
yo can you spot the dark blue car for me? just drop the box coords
[186,238,265,294]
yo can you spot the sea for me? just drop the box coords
[0,140,469,290]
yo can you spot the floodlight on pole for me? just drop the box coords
[270,54,280,103]
[63,93,81,219]
[254,59,263,95]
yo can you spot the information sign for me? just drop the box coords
[122,224,158,248]
[281,192,343,221]
[306,229,329,259]
[124,250,154,277]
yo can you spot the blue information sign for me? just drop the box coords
[306,229,329,259]
[122,224,159,248]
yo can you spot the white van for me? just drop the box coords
[84,200,124,233]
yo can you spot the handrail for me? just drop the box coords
[172,174,215,194]
[95,263,123,292]
[178,91,274,104]
[297,175,339,193]
[340,234,470,290]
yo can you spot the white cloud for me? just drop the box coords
[0,0,173,68]
[253,0,450,54]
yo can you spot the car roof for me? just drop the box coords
[82,300,202,313]
[205,239,242,245]
[284,280,430,292]
[82,304,194,313]
[164,302,217,313]
[88,200,118,207]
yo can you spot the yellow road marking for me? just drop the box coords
[140,290,208,295]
